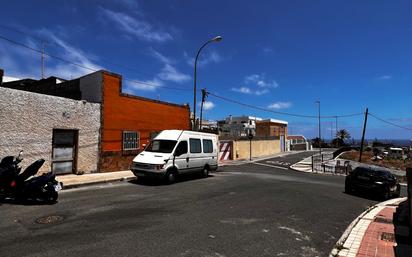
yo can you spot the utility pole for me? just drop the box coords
[316,101,321,155]
[359,108,369,162]
[335,116,338,136]
[331,121,333,141]
[199,88,208,130]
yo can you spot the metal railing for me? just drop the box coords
[311,153,351,174]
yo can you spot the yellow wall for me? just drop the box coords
[233,139,281,160]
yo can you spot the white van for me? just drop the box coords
[131,130,219,183]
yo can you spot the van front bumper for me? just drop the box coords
[131,169,166,178]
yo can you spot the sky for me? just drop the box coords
[0,0,411,140]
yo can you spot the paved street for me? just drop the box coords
[255,150,320,169]
[0,152,405,257]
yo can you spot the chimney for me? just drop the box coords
[0,69,3,84]
[229,115,232,124]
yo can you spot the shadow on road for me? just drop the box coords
[0,197,58,206]
[128,174,214,187]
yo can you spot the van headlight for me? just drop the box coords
[155,164,164,170]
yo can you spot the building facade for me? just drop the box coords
[1,69,190,174]
[0,87,101,174]
[218,115,262,137]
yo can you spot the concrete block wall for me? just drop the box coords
[0,87,101,174]
[233,139,281,160]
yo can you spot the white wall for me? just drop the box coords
[0,87,101,174]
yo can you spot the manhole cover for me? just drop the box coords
[35,215,64,224]
[374,217,392,224]
[381,232,395,242]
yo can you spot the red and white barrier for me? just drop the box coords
[219,141,232,161]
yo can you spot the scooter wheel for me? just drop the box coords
[44,187,58,203]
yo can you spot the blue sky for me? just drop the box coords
[0,0,411,140]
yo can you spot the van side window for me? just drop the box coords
[189,138,201,153]
[175,141,188,156]
[203,139,213,153]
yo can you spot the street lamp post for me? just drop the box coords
[316,101,321,155]
[193,35,222,130]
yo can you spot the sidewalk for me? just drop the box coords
[330,197,412,257]
[57,170,135,189]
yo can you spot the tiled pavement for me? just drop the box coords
[332,198,412,257]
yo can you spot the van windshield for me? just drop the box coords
[145,140,177,153]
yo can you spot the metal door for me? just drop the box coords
[280,135,285,152]
[52,129,78,174]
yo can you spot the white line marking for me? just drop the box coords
[252,162,289,170]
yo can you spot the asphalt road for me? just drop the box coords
[0,152,405,257]
[255,150,321,168]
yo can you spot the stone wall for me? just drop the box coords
[233,139,281,160]
[0,87,101,174]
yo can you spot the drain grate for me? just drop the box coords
[374,217,392,224]
[36,215,64,225]
[381,232,395,242]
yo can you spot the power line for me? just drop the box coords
[0,25,180,79]
[0,34,191,91]
[368,113,412,131]
[207,91,365,119]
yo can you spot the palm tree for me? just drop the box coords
[334,129,351,147]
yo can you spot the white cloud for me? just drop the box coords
[42,33,102,78]
[245,74,278,88]
[124,78,163,92]
[199,101,215,110]
[267,102,292,109]
[150,48,173,64]
[231,87,269,96]
[100,8,172,42]
[158,64,190,83]
[377,75,391,80]
[232,87,252,94]
[0,29,102,80]
[184,50,223,67]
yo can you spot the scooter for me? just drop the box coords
[0,151,63,203]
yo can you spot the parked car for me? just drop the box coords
[345,166,400,199]
[131,130,218,184]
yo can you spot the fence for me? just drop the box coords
[311,152,351,174]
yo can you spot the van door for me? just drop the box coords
[173,141,189,173]
[188,138,203,171]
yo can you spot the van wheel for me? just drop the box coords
[201,166,209,178]
[165,170,177,184]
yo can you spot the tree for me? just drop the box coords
[312,137,324,148]
[336,129,351,141]
[333,129,351,147]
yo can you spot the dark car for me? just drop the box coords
[345,166,400,199]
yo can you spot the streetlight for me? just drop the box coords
[193,35,223,130]
[315,101,321,155]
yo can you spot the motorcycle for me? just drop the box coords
[0,151,63,203]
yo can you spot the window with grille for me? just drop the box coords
[123,131,139,150]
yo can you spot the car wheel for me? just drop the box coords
[393,185,401,198]
[344,182,352,193]
[201,166,209,178]
[165,170,177,184]
[382,187,391,200]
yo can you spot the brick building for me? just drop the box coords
[1,69,190,173]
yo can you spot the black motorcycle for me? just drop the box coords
[0,151,63,203]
